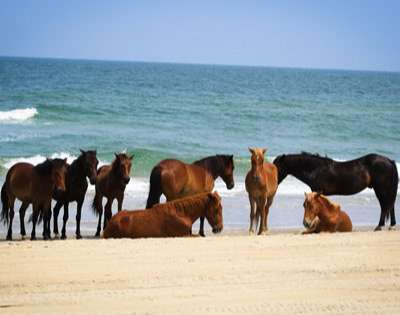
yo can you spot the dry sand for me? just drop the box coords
[0,229,399,315]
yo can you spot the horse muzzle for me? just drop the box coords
[212,225,223,234]
[227,182,234,190]
[124,177,131,185]
[53,187,66,198]
[89,176,96,185]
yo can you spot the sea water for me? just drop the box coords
[0,57,399,235]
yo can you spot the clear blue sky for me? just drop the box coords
[1,0,399,71]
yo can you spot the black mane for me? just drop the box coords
[34,159,53,175]
[300,151,334,163]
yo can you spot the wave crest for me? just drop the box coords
[0,107,38,122]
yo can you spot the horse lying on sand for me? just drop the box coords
[245,148,278,235]
[302,192,352,234]
[146,155,234,236]
[273,152,398,231]
[103,192,223,239]
[1,158,68,240]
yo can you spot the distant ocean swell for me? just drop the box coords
[0,107,38,122]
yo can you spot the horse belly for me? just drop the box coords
[9,172,32,202]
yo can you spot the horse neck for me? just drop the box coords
[69,157,86,181]
[194,157,219,179]
[285,155,325,186]
[174,196,208,224]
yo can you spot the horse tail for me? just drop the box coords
[390,160,399,217]
[92,192,102,216]
[146,166,163,209]
[28,211,44,224]
[1,182,9,225]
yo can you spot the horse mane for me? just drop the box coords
[315,194,340,214]
[34,159,53,175]
[193,155,216,165]
[152,193,210,216]
[301,151,333,161]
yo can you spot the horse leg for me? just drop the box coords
[75,198,84,239]
[373,188,394,231]
[198,217,206,237]
[103,199,113,230]
[31,204,39,240]
[257,197,267,235]
[19,202,29,239]
[263,197,274,232]
[6,197,15,241]
[43,203,52,240]
[248,195,257,235]
[117,194,124,212]
[95,209,102,237]
[61,203,69,239]
[53,201,63,238]
[389,206,396,230]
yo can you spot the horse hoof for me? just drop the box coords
[6,235,12,241]
[94,232,100,238]
[31,236,36,241]
[199,232,205,237]
[248,230,255,236]
[76,234,82,240]
[374,226,383,231]
[61,234,67,240]
[258,230,269,236]
[54,233,59,239]
[389,225,396,231]
[21,235,26,240]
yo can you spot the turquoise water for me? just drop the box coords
[0,56,399,234]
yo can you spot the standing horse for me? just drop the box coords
[53,150,98,239]
[245,148,278,235]
[104,192,223,239]
[145,154,234,236]
[92,153,134,237]
[1,158,68,240]
[273,152,398,230]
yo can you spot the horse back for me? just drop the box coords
[7,163,34,202]
[337,210,352,232]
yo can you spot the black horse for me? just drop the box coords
[273,152,398,230]
[53,150,98,239]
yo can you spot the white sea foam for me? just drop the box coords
[0,107,38,122]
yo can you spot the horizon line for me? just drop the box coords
[0,54,399,74]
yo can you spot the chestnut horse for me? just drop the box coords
[302,192,352,233]
[53,150,98,239]
[245,148,278,235]
[273,152,398,230]
[104,192,223,239]
[92,153,134,236]
[145,155,234,236]
[1,158,68,240]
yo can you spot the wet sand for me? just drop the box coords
[0,229,399,314]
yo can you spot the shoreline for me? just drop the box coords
[0,230,399,314]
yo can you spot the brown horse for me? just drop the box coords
[1,158,68,240]
[145,155,234,236]
[245,148,278,235]
[92,153,134,236]
[104,192,223,239]
[53,150,98,239]
[302,192,352,233]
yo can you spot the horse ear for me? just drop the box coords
[129,154,134,160]
[248,147,254,155]
[80,149,86,155]
[63,158,68,164]
[262,148,268,155]
[114,153,119,159]
[230,155,234,161]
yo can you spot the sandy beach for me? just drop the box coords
[0,229,399,315]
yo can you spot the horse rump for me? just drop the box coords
[1,182,9,224]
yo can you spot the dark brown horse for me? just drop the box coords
[92,153,134,236]
[273,152,398,230]
[1,158,68,240]
[104,192,223,239]
[53,150,98,239]
[145,155,234,236]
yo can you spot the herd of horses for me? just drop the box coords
[0,148,398,240]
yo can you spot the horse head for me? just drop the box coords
[249,148,267,183]
[50,158,68,197]
[205,191,223,233]
[80,149,99,185]
[217,154,235,190]
[113,153,134,185]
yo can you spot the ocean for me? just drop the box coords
[0,56,399,236]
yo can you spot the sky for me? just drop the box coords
[0,0,399,72]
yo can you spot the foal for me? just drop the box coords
[245,148,278,235]
[53,150,98,239]
[92,153,134,236]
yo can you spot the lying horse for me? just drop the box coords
[245,148,278,235]
[92,153,134,236]
[302,192,352,233]
[104,192,223,239]
[53,150,98,239]
[1,158,68,240]
[146,155,234,236]
[273,153,398,230]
